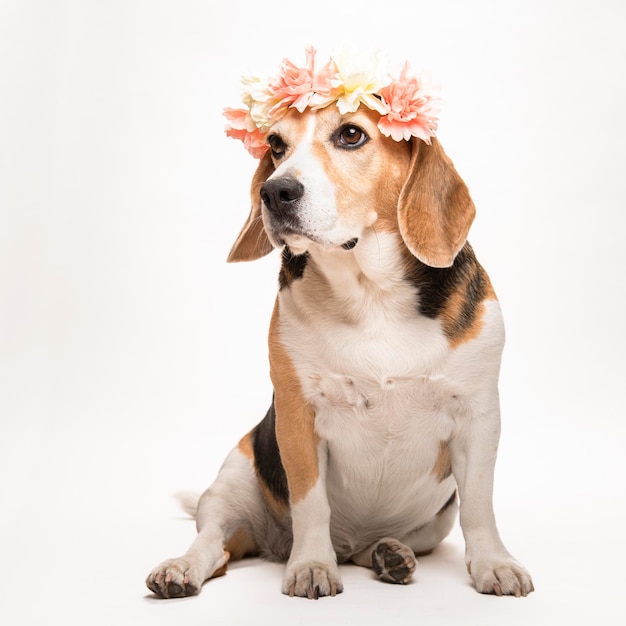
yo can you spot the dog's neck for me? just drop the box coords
[280,231,417,324]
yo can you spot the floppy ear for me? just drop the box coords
[397,138,476,268]
[227,152,276,262]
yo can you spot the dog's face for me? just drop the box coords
[228,106,476,269]
[258,107,412,255]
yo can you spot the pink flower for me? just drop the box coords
[267,46,339,116]
[223,107,268,158]
[378,63,442,144]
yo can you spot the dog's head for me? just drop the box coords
[226,47,475,269]
[227,105,474,269]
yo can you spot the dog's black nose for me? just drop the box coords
[260,177,304,215]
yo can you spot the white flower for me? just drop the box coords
[240,74,277,131]
[330,46,392,115]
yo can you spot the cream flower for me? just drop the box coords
[329,46,391,115]
[240,74,278,132]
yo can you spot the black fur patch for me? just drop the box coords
[405,243,489,342]
[251,397,289,504]
[278,246,308,290]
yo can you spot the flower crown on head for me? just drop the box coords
[224,46,443,159]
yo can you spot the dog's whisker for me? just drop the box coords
[369,223,384,269]
[251,214,267,250]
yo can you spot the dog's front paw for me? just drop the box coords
[282,561,343,599]
[467,557,534,597]
[372,539,417,584]
[146,557,206,598]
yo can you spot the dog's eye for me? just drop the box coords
[336,125,368,149]
[268,134,287,158]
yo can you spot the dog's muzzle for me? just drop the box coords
[261,176,358,251]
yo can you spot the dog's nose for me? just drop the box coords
[260,177,304,216]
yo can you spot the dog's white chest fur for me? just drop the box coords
[277,237,462,556]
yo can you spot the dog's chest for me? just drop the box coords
[279,280,459,547]
[279,277,457,474]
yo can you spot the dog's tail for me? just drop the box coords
[174,491,200,518]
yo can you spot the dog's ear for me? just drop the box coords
[397,138,476,268]
[227,152,275,262]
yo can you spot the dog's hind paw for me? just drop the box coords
[282,561,344,599]
[372,539,417,584]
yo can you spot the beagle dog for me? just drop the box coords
[146,104,534,599]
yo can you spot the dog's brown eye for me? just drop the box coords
[336,125,368,149]
[268,134,287,158]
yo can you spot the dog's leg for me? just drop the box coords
[351,494,458,584]
[277,427,342,598]
[270,308,342,599]
[146,445,261,598]
[449,398,534,597]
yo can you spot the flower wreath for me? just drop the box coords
[224,46,443,159]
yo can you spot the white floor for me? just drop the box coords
[1,376,624,625]
[2,1,625,624]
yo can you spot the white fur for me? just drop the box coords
[283,470,343,597]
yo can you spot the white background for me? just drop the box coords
[1,1,625,624]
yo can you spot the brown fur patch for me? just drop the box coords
[440,260,496,348]
[398,138,476,268]
[211,560,229,578]
[227,152,275,262]
[225,526,259,561]
[212,527,260,579]
[369,140,412,235]
[237,431,254,460]
[268,300,320,504]
[431,440,453,482]
[269,110,312,158]
[305,108,411,234]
